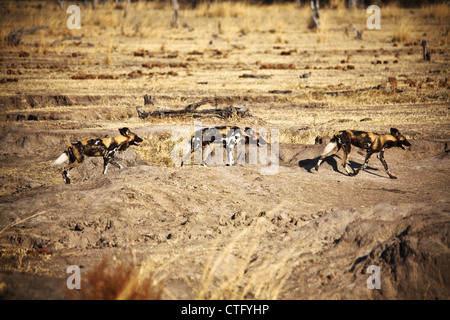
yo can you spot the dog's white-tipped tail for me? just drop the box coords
[321,141,337,157]
[51,152,68,166]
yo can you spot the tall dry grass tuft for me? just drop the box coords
[195,1,251,18]
[329,0,348,10]
[392,17,413,43]
[135,131,179,167]
[69,257,163,300]
[196,218,297,300]
[420,3,450,21]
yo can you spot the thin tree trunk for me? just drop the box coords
[171,0,179,28]
[347,0,357,9]
[309,0,320,30]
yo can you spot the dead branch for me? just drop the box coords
[324,85,403,96]
[183,100,211,112]
[136,99,251,120]
[22,25,50,36]
[239,74,272,79]
[50,36,82,46]
[5,26,49,46]
[268,90,292,94]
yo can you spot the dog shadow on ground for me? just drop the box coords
[298,155,386,178]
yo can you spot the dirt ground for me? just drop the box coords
[0,1,449,300]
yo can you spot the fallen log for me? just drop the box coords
[239,74,272,79]
[268,90,292,94]
[324,85,403,96]
[136,98,251,119]
[50,36,82,46]
[5,26,49,46]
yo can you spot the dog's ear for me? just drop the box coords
[119,127,130,137]
[245,127,257,139]
[390,128,400,137]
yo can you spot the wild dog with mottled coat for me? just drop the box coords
[181,126,266,166]
[315,128,411,179]
[52,127,143,184]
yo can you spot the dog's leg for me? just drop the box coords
[103,149,119,174]
[341,142,354,175]
[109,159,123,170]
[63,158,84,184]
[225,135,237,166]
[342,150,353,175]
[63,169,71,184]
[181,145,194,167]
[103,157,112,174]
[201,140,221,166]
[349,150,373,177]
[377,150,397,179]
[181,135,201,166]
[103,158,109,174]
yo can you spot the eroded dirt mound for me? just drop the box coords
[349,209,450,299]
[0,95,105,111]
[280,203,450,300]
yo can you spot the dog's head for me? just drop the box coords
[119,127,143,146]
[390,128,411,150]
[245,127,267,147]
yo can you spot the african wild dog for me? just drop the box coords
[315,128,411,179]
[51,127,143,184]
[181,126,266,167]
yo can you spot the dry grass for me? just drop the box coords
[65,220,296,300]
[195,219,296,300]
[392,17,413,43]
[136,131,181,167]
[195,1,251,18]
[420,3,450,21]
[69,257,163,300]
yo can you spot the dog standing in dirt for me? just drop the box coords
[52,127,143,184]
[315,128,411,179]
[181,126,266,166]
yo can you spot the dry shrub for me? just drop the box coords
[328,0,347,9]
[260,63,296,70]
[70,258,163,300]
[279,128,327,145]
[392,17,413,43]
[135,131,179,167]
[104,52,112,65]
[195,1,251,18]
[420,3,450,21]
[196,219,297,300]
